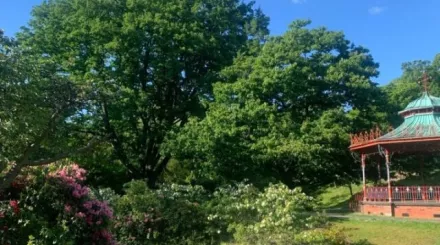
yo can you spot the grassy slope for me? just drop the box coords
[317,169,440,210]
[317,184,363,211]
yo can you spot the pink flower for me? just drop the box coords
[48,164,87,185]
[83,200,113,219]
[86,215,94,225]
[64,204,72,213]
[75,212,86,218]
[9,200,19,214]
[92,229,115,244]
[70,182,89,199]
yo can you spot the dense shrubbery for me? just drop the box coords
[111,181,210,244]
[0,164,368,244]
[108,181,355,245]
[0,164,115,245]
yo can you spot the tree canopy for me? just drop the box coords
[18,0,269,187]
[166,20,387,190]
[1,0,431,193]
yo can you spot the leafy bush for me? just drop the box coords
[0,164,115,244]
[112,181,210,245]
[109,181,359,245]
[1,171,365,245]
[293,228,351,245]
[207,183,332,244]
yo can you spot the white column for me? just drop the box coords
[385,150,392,202]
[361,154,366,201]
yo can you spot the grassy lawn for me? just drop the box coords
[318,172,440,245]
[333,217,440,245]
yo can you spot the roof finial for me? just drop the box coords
[419,72,430,93]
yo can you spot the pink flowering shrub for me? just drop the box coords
[1,163,116,245]
[0,199,24,244]
[44,164,115,244]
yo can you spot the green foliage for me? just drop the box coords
[382,54,440,174]
[109,181,355,245]
[0,29,96,192]
[220,184,327,244]
[383,55,440,125]
[112,181,210,244]
[18,0,269,188]
[8,0,438,243]
[167,20,387,189]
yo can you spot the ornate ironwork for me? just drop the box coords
[350,126,384,146]
[418,72,431,92]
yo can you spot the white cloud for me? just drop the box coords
[368,6,386,15]
[292,0,307,4]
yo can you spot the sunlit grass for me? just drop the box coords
[333,218,440,245]
[317,184,363,210]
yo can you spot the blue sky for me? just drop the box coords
[1,0,440,85]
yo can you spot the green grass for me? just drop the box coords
[333,217,440,245]
[316,172,440,244]
[317,184,363,210]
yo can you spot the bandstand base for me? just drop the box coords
[361,202,393,216]
[361,202,440,219]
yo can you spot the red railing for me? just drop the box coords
[365,186,390,202]
[348,186,440,211]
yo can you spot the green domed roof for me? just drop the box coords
[379,92,440,141]
[399,92,440,115]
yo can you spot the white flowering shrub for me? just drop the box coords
[206,182,356,245]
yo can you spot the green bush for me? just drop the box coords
[111,181,211,245]
[106,181,364,245]
[207,183,330,244]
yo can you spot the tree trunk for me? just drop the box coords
[146,156,171,188]
[347,183,353,197]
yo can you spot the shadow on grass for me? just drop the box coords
[329,217,375,245]
[323,195,352,210]
[353,239,374,245]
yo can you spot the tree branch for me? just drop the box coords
[0,137,101,192]
[101,99,138,175]
[17,110,60,164]
[26,137,101,166]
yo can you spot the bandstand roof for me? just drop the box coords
[350,91,440,154]
[398,92,440,115]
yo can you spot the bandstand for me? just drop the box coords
[349,78,440,219]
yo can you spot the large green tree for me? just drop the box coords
[19,0,269,187]
[166,20,387,189]
[0,30,98,192]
